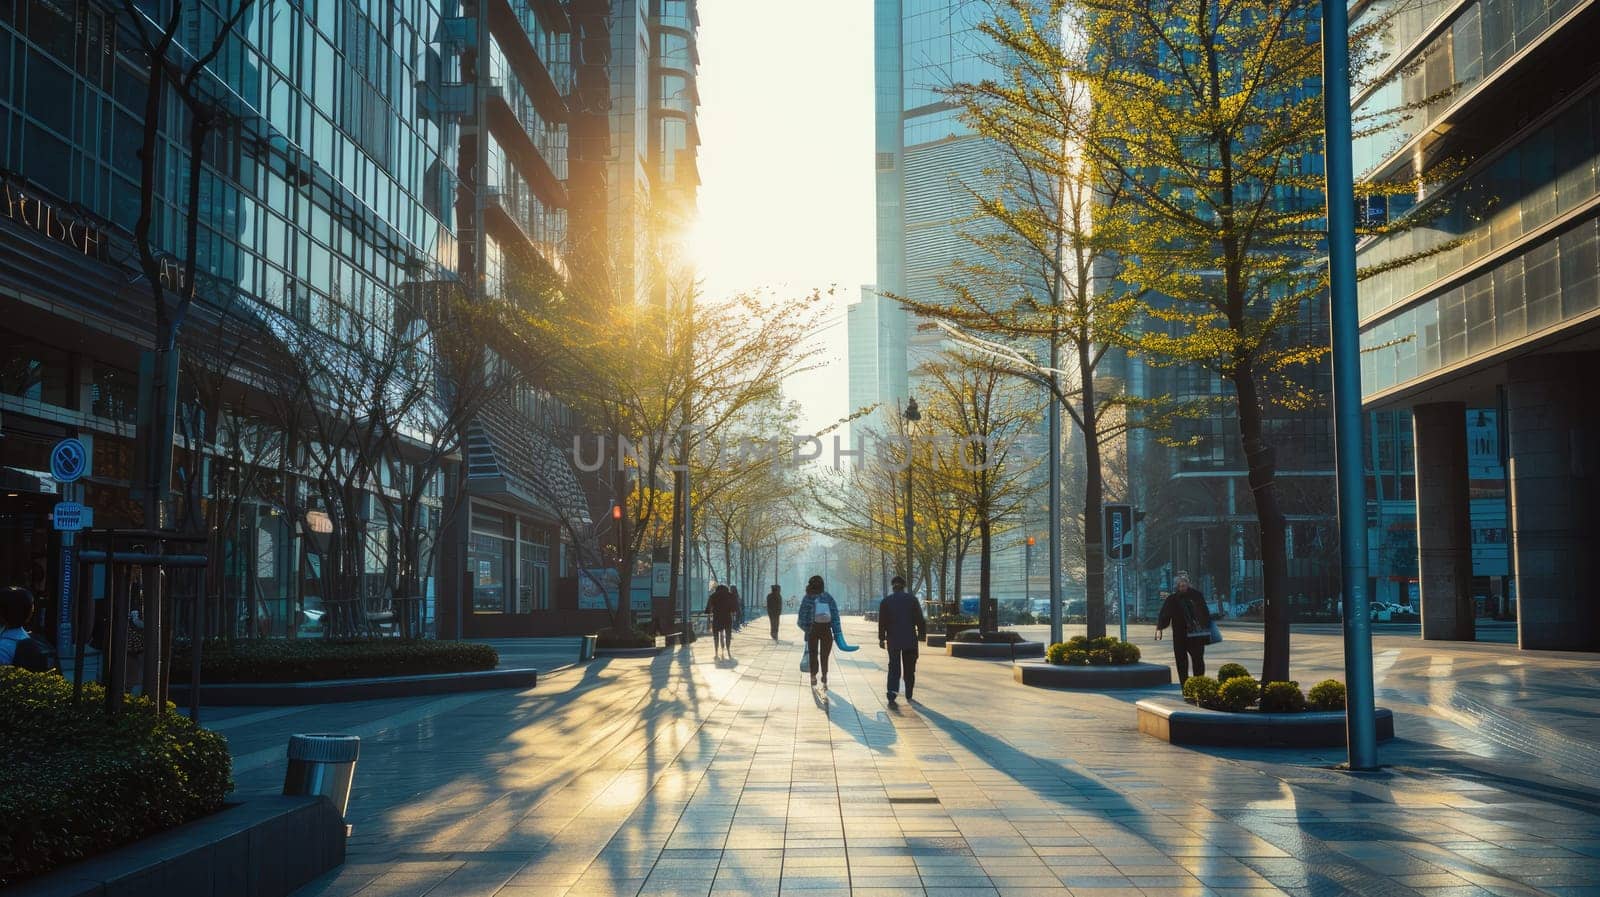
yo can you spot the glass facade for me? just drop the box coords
[1360,82,1599,398]
[1352,0,1588,175]
[0,0,460,335]
[1359,88,1599,321]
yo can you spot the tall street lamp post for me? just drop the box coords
[1321,0,1379,769]
[902,397,921,596]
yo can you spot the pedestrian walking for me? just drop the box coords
[798,575,841,688]
[766,584,783,640]
[1155,572,1212,684]
[704,585,738,654]
[878,575,925,707]
[729,587,742,630]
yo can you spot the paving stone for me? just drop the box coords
[232,622,1600,897]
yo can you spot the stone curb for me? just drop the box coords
[945,640,1046,659]
[170,668,538,706]
[925,634,948,648]
[6,795,345,897]
[1013,660,1172,689]
[1136,696,1396,747]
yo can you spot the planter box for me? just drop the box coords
[170,668,538,707]
[594,646,664,658]
[1013,660,1171,689]
[924,633,948,649]
[946,640,1045,659]
[6,796,344,897]
[1136,696,1395,747]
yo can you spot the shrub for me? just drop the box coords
[1216,662,1250,682]
[1259,681,1307,713]
[171,638,498,683]
[1182,675,1220,707]
[0,668,233,886]
[1109,641,1142,664]
[1214,676,1261,712]
[595,627,656,649]
[954,629,1025,644]
[1047,638,1141,665]
[931,614,977,629]
[1308,679,1347,711]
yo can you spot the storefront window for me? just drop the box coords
[470,507,511,613]
[519,530,549,613]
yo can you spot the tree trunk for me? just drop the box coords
[1079,340,1107,639]
[1231,365,1290,681]
[666,472,683,634]
[978,516,995,633]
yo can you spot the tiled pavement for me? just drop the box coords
[246,620,1600,897]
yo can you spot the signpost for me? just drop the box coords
[49,438,91,672]
[1103,504,1134,642]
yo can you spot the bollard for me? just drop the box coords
[283,734,361,819]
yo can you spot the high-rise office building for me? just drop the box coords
[873,0,1041,601]
[0,0,611,642]
[1356,0,1599,650]
[607,0,699,302]
[847,285,913,452]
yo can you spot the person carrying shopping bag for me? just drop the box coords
[797,575,856,688]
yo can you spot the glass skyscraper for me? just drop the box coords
[1354,0,1599,649]
[0,0,619,644]
[871,0,1043,602]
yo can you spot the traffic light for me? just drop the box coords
[1026,536,1036,546]
[612,503,623,520]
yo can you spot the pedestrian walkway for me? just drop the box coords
[270,620,1600,897]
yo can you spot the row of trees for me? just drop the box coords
[869,0,1456,680]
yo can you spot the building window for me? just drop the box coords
[519,529,550,612]
[470,507,512,613]
[0,334,72,407]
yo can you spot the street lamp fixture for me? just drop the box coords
[902,397,921,601]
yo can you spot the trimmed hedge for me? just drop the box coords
[0,668,233,887]
[1260,681,1308,713]
[1046,635,1141,666]
[1182,675,1220,707]
[952,628,1026,644]
[171,638,499,683]
[595,627,656,649]
[1214,676,1260,712]
[1308,679,1347,711]
[1215,663,1250,682]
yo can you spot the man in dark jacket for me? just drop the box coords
[878,576,926,706]
[1156,572,1212,684]
[766,585,783,639]
[704,585,739,655]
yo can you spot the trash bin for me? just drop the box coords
[580,633,597,661]
[282,733,361,818]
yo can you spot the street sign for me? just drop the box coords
[651,562,671,598]
[51,501,92,531]
[50,438,89,483]
[1103,503,1133,561]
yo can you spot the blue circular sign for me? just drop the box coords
[50,438,88,483]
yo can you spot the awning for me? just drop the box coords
[466,400,592,527]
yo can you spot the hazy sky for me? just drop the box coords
[690,0,875,438]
